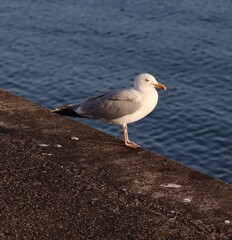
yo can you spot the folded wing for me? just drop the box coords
[53,89,142,121]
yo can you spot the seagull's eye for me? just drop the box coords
[145,79,149,82]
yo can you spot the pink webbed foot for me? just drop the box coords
[123,124,141,149]
[125,140,141,149]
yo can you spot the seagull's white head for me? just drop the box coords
[134,73,166,91]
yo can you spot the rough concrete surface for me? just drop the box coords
[0,88,232,240]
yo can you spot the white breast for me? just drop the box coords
[112,88,158,125]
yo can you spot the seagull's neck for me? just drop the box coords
[135,86,157,95]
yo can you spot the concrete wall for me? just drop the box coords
[0,88,231,239]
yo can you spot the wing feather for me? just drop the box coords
[74,89,141,120]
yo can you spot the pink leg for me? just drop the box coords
[122,124,141,149]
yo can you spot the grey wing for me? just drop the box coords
[73,89,141,120]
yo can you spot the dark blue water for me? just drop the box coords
[1,0,232,183]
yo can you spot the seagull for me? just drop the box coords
[52,73,166,148]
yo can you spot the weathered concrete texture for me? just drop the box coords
[0,88,232,240]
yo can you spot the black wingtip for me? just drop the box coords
[51,106,79,117]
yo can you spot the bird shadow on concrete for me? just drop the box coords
[0,126,14,134]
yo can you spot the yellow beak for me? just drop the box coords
[154,82,167,90]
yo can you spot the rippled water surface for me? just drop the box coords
[1,0,232,183]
